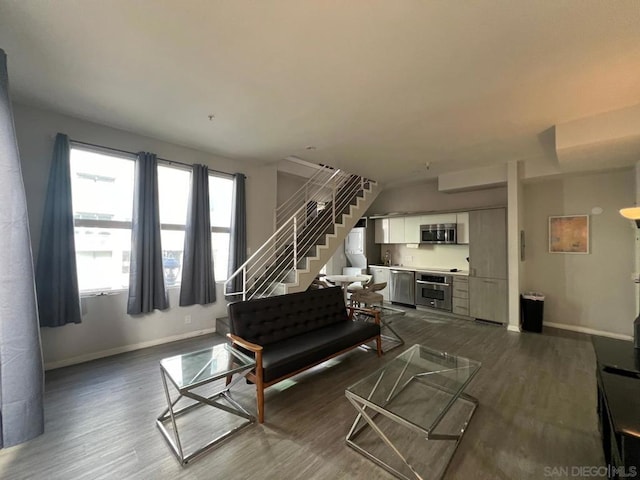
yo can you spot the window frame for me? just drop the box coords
[69,144,235,294]
[70,144,137,296]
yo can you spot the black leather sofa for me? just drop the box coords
[227,286,381,423]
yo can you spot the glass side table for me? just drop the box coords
[156,343,256,465]
[352,305,405,353]
[345,344,481,480]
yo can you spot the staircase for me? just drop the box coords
[224,165,380,301]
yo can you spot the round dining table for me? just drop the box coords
[324,274,371,304]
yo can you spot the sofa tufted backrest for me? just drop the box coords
[228,287,348,346]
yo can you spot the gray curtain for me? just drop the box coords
[0,48,44,447]
[35,133,82,327]
[226,173,246,295]
[180,164,215,306]
[127,152,168,314]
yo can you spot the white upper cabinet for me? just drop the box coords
[375,211,469,244]
[374,218,390,244]
[388,217,405,243]
[456,212,470,244]
[421,213,457,225]
[404,216,422,243]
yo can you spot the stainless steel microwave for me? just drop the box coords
[420,223,457,244]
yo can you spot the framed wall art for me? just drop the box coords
[549,215,589,254]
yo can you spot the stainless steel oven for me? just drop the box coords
[415,272,452,311]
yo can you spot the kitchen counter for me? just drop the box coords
[370,264,469,276]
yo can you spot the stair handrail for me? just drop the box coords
[291,175,367,259]
[275,166,348,228]
[244,174,370,299]
[227,173,372,300]
[225,168,348,300]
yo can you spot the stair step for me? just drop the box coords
[216,316,230,336]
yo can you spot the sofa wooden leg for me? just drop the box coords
[257,383,265,423]
[255,351,265,423]
[376,335,382,357]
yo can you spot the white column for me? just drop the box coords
[506,161,523,332]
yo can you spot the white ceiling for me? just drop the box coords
[1,1,640,184]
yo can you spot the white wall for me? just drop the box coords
[368,179,506,215]
[522,169,636,338]
[276,171,307,207]
[246,163,277,256]
[13,103,275,368]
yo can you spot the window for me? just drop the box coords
[156,166,233,283]
[209,174,234,281]
[157,164,190,286]
[70,145,234,292]
[70,147,135,292]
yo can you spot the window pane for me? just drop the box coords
[212,232,230,281]
[70,149,134,222]
[161,230,185,286]
[70,147,135,292]
[74,227,131,291]
[158,165,190,225]
[209,175,233,228]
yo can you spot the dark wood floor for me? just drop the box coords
[0,309,604,480]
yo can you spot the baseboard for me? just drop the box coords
[544,321,633,341]
[44,328,217,371]
[506,324,521,333]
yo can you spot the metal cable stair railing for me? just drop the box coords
[225,167,374,300]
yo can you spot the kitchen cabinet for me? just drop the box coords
[388,217,405,244]
[375,217,405,244]
[469,277,507,324]
[452,276,469,316]
[421,213,457,225]
[456,212,469,244]
[469,208,507,279]
[374,218,390,243]
[375,211,469,245]
[369,266,390,302]
[468,208,507,323]
[404,216,422,243]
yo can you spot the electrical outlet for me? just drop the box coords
[184,315,192,324]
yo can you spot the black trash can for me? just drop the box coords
[521,293,545,333]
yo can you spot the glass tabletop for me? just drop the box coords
[353,305,406,321]
[346,344,480,433]
[160,343,255,391]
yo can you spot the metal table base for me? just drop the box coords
[354,307,405,353]
[156,345,255,466]
[345,345,479,480]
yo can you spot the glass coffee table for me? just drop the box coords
[157,343,256,465]
[345,344,481,480]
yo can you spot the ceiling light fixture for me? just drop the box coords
[619,207,640,227]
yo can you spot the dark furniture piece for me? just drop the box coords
[227,286,382,423]
[592,337,640,478]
